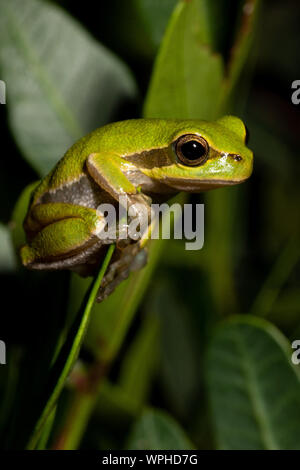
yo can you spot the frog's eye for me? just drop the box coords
[175,134,209,166]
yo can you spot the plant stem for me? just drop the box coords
[27,244,115,450]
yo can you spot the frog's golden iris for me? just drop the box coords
[174,134,209,167]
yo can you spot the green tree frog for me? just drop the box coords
[21,116,253,301]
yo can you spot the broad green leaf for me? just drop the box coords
[127,408,194,450]
[144,0,224,120]
[0,0,136,175]
[206,315,300,450]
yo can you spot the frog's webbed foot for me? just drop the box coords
[96,243,148,302]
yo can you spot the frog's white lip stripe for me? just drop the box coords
[167,176,249,184]
[160,176,250,192]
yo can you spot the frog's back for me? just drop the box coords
[31,118,188,205]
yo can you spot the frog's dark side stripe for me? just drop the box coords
[123,146,242,168]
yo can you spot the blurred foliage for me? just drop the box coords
[0,0,136,175]
[206,315,300,449]
[0,0,299,451]
[127,408,194,450]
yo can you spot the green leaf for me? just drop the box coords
[35,406,56,450]
[127,408,194,450]
[206,315,300,450]
[0,0,136,175]
[144,0,224,120]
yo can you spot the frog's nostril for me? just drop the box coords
[233,155,243,162]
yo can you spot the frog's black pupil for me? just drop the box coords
[180,140,206,160]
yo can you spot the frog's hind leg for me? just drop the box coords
[21,217,101,270]
[20,202,105,271]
